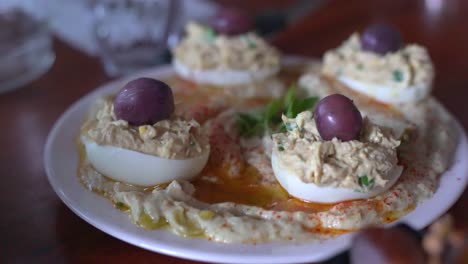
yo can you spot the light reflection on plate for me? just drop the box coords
[44,58,468,264]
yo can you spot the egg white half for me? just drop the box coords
[338,76,430,104]
[271,152,403,203]
[82,138,209,186]
[173,59,280,86]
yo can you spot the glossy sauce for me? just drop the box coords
[193,162,334,213]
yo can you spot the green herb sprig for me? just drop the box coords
[392,69,403,82]
[237,85,318,138]
[358,175,375,191]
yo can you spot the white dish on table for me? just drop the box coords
[44,59,468,264]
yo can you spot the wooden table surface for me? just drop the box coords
[1,0,467,263]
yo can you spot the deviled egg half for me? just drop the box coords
[271,94,403,203]
[81,78,210,187]
[172,8,281,87]
[322,24,434,104]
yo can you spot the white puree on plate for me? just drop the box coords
[78,76,458,243]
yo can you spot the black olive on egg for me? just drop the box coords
[360,23,402,55]
[113,78,175,126]
[314,94,363,141]
[209,7,254,36]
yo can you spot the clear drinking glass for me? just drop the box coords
[0,9,55,93]
[91,0,179,76]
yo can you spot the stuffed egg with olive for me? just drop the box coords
[172,8,281,87]
[81,78,210,187]
[271,94,403,203]
[322,24,434,104]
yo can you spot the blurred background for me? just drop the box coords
[0,0,467,263]
[0,0,316,89]
[1,0,466,90]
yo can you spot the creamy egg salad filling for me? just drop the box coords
[271,111,403,203]
[322,33,434,103]
[173,22,280,86]
[80,98,210,186]
[83,99,209,159]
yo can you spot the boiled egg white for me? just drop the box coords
[82,137,210,186]
[338,76,430,104]
[173,59,279,86]
[271,151,403,203]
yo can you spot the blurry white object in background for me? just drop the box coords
[0,8,55,93]
[91,0,179,76]
[0,0,217,56]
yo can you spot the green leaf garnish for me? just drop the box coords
[357,63,364,70]
[237,113,262,137]
[284,85,318,118]
[358,175,375,191]
[294,97,318,115]
[263,99,282,129]
[392,70,403,82]
[236,85,318,138]
[283,87,296,112]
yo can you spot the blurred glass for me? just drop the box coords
[0,9,55,94]
[91,0,179,76]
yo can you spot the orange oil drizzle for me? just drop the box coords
[192,162,334,214]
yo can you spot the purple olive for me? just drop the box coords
[209,7,253,36]
[113,78,174,126]
[314,94,363,141]
[360,23,402,55]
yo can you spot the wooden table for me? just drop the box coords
[1,0,466,263]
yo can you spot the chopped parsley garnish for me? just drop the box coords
[277,142,285,151]
[284,121,298,132]
[358,175,375,191]
[115,202,128,211]
[204,27,216,42]
[236,85,318,138]
[243,36,257,49]
[189,140,196,147]
[392,69,403,82]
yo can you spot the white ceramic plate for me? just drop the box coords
[44,62,468,264]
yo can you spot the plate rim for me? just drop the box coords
[44,58,468,264]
